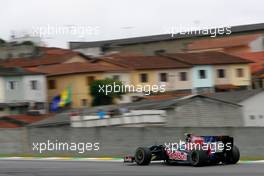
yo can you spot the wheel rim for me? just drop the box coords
[192,152,199,164]
[136,150,144,161]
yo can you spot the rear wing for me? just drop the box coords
[200,136,234,152]
[201,136,233,144]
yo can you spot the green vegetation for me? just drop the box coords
[21,40,34,45]
[90,78,125,106]
[0,38,6,46]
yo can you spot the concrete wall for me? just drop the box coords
[0,127,263,158]
[106,39,190,56]
[167,98,243,127]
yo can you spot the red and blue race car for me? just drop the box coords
[124,134,240,166]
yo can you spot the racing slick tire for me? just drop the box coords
[225,145,240,164]
[190,150,209,166]
[134,147,152,165]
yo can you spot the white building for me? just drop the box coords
[0,67,47,115]
[209,89,264,126]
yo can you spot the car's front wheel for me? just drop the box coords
[134,147,152,165]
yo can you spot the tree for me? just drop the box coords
[21,41,34,45]
[90,78,125,106]
[0,38,6,46]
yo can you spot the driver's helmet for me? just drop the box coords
[184,133,192,142]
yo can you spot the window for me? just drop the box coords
[30,80,38,90]
[249,115,255,120]
[217,69,225,78]
[236,68,244,77]
[199,70,207,79]
[8,81,17,90]
[34,102,45,110]
[113,75,120,81]
[81,99,88,106]
[140,73,148,83]
[86,76,95,85]
[159,73,168,82]
[180,72,187,81]
[48,80,56,89]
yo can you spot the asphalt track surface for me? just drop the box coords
[0,160,263,176]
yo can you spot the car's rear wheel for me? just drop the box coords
[135,147,152,165]
[190,150,208,166]
[225,145,240,164]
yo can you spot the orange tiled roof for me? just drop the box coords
[0,114,50,128]
[188,34,260,50]
[236,51,264,74]
[99,54,191,70]
[164,51,253,65]
[4,114,49,123]
[29,62,128,76]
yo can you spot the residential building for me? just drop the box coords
[236,51,264,89]
[0,43,36,59]
[94,53,192,93]
[0,67,47,115]
[9,34,45,47]
[93,52,252,94]
[69,23,264,56]
[163,52,252,93]
[209,89,264,126]
[31,62,129,108]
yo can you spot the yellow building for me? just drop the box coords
[33,62,128,108]
[214,64,252,88]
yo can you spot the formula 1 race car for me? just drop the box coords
[124,134,240,166]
